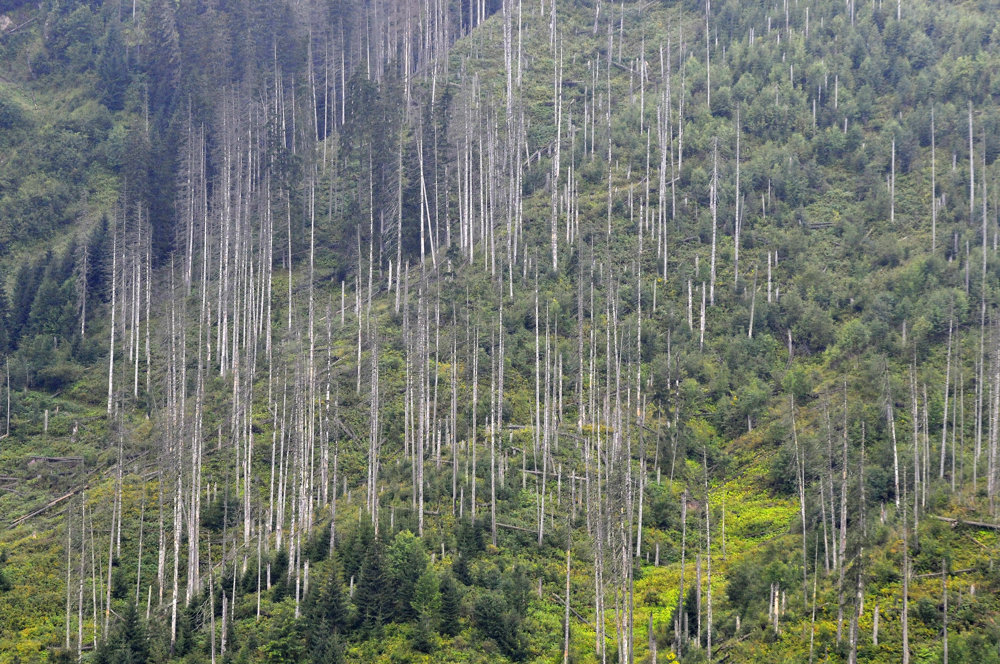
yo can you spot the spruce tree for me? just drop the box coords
[93,602,147,664]
[354,537,388,631]
[387,530,428,621]
[439,574,461,637]
[28,266,74,338]
[306,561,349,663]
[9,256,44,349]
[411,569,441,652]
[0,551,11,592]
[96,19,129,111]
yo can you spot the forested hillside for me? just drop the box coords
[3,0,1000,662]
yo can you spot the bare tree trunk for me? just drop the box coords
[890,139,895,223]
[563,540,572,664]
[969,101,975,224]
[699,282,706,350]
[734,109,741,287]
[65,504,72,651]
[170,475,182,649]
[766,244,774,301]
[703,447,713,660]
[369,330,381,530]
[848,556,862,664]
[471,326,479,522]
[451,335,459,514]
[911,364,921,530]
[551,40,562,272]
[695,552,702,648]
[491,327,498,547]
[837,383,849,643]
[902,476,910,664]
[135,488,146,605]
[887,370,900,507]
[107,221,118,415]
[941,313,954,479]
[78,497,85,659]
[704,0,711,110]
[77,243,88,339]
[791,395,808,605]
[209,538,216,664]
[539,316,550,547]
[872,602,879,645]
[942,558,948,664]
[931,107,937,254]
[709,139,718,306]
[676,489,687,654]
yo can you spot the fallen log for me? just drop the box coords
[10,485,89,527]
[915,568,974,579]
[28,456,83,464]
[549,593,592,626]
[930,515,1000,531]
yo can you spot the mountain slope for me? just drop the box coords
[3,0,1000,662]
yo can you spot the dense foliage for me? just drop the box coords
[3,0,1000,662]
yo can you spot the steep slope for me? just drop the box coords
[3,0,1000,663]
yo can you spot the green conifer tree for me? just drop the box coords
[354,537,388,631]
[439,574,461,637]
[306,560,349,663]
[96,19,129,111]
[93,602,147,664]
[387,530,428,621]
